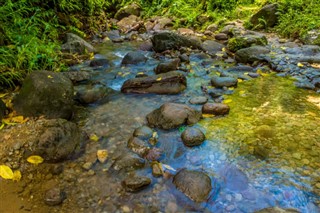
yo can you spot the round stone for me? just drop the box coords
[189,96,208,105]
[44,187,66,206]
[181,127,206,147]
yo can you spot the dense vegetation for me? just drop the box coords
[0,0,319,89]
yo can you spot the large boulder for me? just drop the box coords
[0,118,86,163]
[227,34,268,52]
[121,71,187,94]
[146,103,201,130]
[202,40,225,56]
[14,71,74,119]
[121,51,147,65]
[173,169,212,202]
[235,46,270,64]
[250,4,279,29]
[61,33,96,54]
[151,32,202,52]
[114,3,141,20]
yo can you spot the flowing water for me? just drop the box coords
[69,40,320,212]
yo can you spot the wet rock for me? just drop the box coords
[227,34,268,52]
[302,29,320,46]
[122,175,151,192]
[133,126,153,140]
[254,207,300,213]
[211,76,238,88]
[63,71,90,84]
[152,162,163,177]
[208,88,225,98]
[250,3,279,29]
[206,24,218,32]
[295,81,316,90]
[202,40,224,56]
[173,169,212,202]
[139,41,153,51]
[284,45,320,56]
[145,148,163,161]
[14,71,74,120]
[154,58,180,74]
[36,119,85,162]
[202,103,230,115]
[114,3,141,20]
[189,96,208,105]
[121,71,186,94]
[215,33,228,41]
[235,46,270,64]
[113,151,145,171]
[147,103,201,130]
[226,65,254,73]
[61,33,96,54]
[44,187,66,206]
[89,58,110,68]
[151,32,202,53]
[75,84,110,104]
[0,99,6,120]
[121,51,147,65]
[127,137,150,157]
[220,25,242,37]
[102,30,123,42]
[181,127,206,147]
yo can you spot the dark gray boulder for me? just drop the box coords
[154,58,180,74]
[211,76,238,88]
[122,175,151,192]
[202,40,225,56]
[235,46,270,64]
[14,71,74,120]
[146,103,201,130]
[250,4,279,29]
[151,32,202,52]
[121,51,147,65]
[173,169,212,202]
[36,119,85,162]
[181,127,206,147]
[202,103,230,115]
[121,71,187,94]
[61,33,96,54]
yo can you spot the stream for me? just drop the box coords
[68,40,320,212]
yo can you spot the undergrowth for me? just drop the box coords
[0,0,319,89]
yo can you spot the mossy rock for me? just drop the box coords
[227,35,268,52]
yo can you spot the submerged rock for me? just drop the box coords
[189,96,208,105]
[202,103,230,115]
[122,175,151,192]
[121,71,186,94]
[151,32,202,52]
[147,103,201,129]
[44,187,66,206]
[181,127,206,147]
[211,76,238,88]
[254,207,300,213]
[127,136,150,157]
[121,51,147,65]
[14,71,74,120]
[113,151,145,171]
[133,126,153,140]
[173,169,212,202]
[202,40,224,56]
